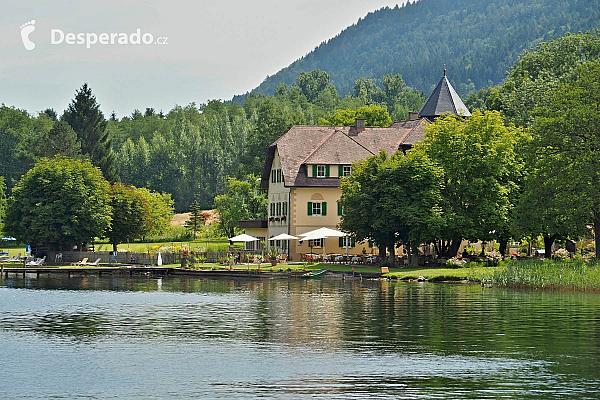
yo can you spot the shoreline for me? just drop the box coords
[1,262,599,291]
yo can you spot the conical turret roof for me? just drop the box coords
[419,67,471,118]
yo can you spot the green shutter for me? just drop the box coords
[325,165,330,177]
[322,202,327,216]
[351,237,356,247]
[312,165,317,177]
[339,237,343,247]
[308,202,312,216]
[338,165,343,177]
[337,201,342,216]
[368,240,373,248]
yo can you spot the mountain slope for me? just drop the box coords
[233,0,600,103]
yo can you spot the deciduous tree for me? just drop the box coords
[420,111,523,257]
[214,176,267,238]
[105,183,149,252]
[4,157,111,250]
[527,62,600,258]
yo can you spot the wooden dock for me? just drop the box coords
[0,265,308,279]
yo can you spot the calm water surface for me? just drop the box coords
[0,273,598,399]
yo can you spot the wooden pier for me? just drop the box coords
[0,266,310,279]
[0,266,174,279]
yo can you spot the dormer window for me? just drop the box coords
[317,165,326,177]
[343,165,351,177]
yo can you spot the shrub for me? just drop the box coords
[485,250,503,266]
[553,248,570,260]
[446,257,467,268]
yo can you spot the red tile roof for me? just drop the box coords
[261,118,431,189]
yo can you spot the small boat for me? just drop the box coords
[301,269,327,279]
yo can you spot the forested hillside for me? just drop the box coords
[232,0,600,102]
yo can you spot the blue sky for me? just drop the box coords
[1,0,406,117]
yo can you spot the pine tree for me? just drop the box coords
[186,200,203,239]
[62,83,118,182]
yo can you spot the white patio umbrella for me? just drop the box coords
[2,237,16,255]
[298,227,347,238]
[269,233,298,240]
[157,252,163,266]
[299,231,331,261]
[229,234,259,242]
[269,233,298,260]
[229,234,260,259]
[299,227,350,257]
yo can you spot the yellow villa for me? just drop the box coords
[240,70,471,261]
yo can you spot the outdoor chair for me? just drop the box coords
[83,258,101,266]
[71,257,88,266]
[4,253,21,262]
[26,256,46,266]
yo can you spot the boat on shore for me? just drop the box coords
[301,269,327,279]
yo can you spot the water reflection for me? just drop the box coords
[0,274,598,399]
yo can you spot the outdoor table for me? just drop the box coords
[351,256,361,263]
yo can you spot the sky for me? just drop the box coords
[1,0,406,117]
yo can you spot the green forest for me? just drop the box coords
[232,0,600,103]
[0,71,424,212]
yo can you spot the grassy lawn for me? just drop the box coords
[0,238,236,257]
[95,238,235,253]
[161,261,497,281]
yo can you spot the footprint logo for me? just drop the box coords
[20,20,36,50]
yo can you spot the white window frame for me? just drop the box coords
[309,238,323,248]
[312,202,322,216]
[343,165,352,177]
[316,165,326,178]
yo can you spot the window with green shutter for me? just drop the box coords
[316,165,326,178]
[283,202,287,215]
[277,202,281,216]
[271,170,275,183]
[270,203,275,216]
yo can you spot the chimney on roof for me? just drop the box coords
[408,112,419,121]
[355,118,365,132]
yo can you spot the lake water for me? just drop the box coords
[0,274,598,399]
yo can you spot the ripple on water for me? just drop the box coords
[0,276,598,399]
